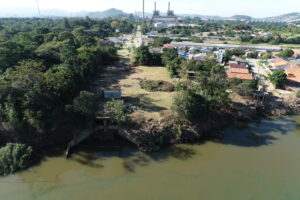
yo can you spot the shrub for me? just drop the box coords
[73,91,98,118]
[278,49,294,59]
[268,70,287,88]
[139,80,175,92]
[0,143,33,176]
[228,78,257,96]
[104,100,127,125]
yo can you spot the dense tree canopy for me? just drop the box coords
[0,18,118,137]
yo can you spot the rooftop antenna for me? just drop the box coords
[36,0,41,17]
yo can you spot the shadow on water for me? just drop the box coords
[222,118,297,147]
[67,133,198,173]
[122,145,197,173]
[34,117,299,174]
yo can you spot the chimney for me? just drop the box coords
[168,2,170,11]
[142,0,145,20]
[154,2,156,11]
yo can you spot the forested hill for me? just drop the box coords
[261,12,300,22]
[0,18,134,142]
[87,8,128,18]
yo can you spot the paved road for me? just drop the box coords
[134,25,143,48]
[248,58,275,92]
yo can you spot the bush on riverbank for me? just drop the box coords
[139,80,175,92]
[0,143,33,176]
[104,100,128,125]
[228,78,258,96]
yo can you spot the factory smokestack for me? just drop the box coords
[168,2,170,11]
[142,0,145,20]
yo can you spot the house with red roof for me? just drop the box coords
[226,63,253,80]
[285,68,300,87]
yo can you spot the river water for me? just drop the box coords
[1,116,300,200]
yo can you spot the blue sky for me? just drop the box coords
[0,0,299,17]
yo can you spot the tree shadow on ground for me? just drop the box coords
[89,59,133,94]
[124,94,167,112]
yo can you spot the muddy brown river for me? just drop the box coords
[1,116,300,200]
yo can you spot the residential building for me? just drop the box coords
[285,68,300,87]
[268,58,300,70]
[171,42,282,52]
[154,22,168,29]
[226,63,253,80]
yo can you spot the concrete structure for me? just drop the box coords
[217,50,225,63]
[103,90,122,99]
[189,53,206,61]
[154,22,168,28]
[152,2,177,24]
[171,42,282,52]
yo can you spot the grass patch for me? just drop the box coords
[119,66,174,114]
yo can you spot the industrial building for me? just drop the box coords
[152,2,177,24]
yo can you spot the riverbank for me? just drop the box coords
[122,91,300,152]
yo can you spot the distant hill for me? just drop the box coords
[261,12,300,22]
[86,8,128,18]
[0,7,299,24]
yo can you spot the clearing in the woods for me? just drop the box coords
[95,48,174,121]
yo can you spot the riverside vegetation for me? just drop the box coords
[0,17,134,175]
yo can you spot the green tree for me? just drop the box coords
[134,45,153,65]
[278,49,294,59]
[44,64,74,98]
[152,37,172,47]
[162,48,178,65]
[268,70,287,88]
[172,89,207,121]
[261,53,272,60]
[73,91,98,118]
[0,143,33,176]
[104,100,127,125]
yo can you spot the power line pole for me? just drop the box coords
[36,0,41,17]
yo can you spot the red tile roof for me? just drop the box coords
[163,44,175,49]
[229,63,247,69]
[227,73,253,80]
[226,63,249,74]
[286,68,300,83]
[226,63,252,80]
[268,58,286,63]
